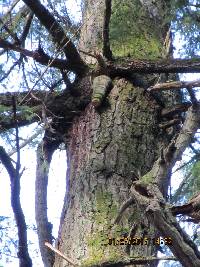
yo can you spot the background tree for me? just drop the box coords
[1,0,200,267]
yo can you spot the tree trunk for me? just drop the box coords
[54,1,180,266]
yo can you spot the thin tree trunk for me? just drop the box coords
[35,130,61,267]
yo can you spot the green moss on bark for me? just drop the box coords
[141,170,154,185]
[110,0,165,59]
[81,190,129,266]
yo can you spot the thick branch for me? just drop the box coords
[22,0,87,74]
[145,103,200,195]
[107,58,200,76]
[114,197,135,224]
[173,104,200,162]
[171,191,200,223]
[159,118,181,130]
[0,91,47,131]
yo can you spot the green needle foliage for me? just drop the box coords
[172,0,200,57]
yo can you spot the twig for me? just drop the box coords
[8,127,43,157]
[45,242,79,266]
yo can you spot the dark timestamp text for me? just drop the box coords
[107,236,172,246]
